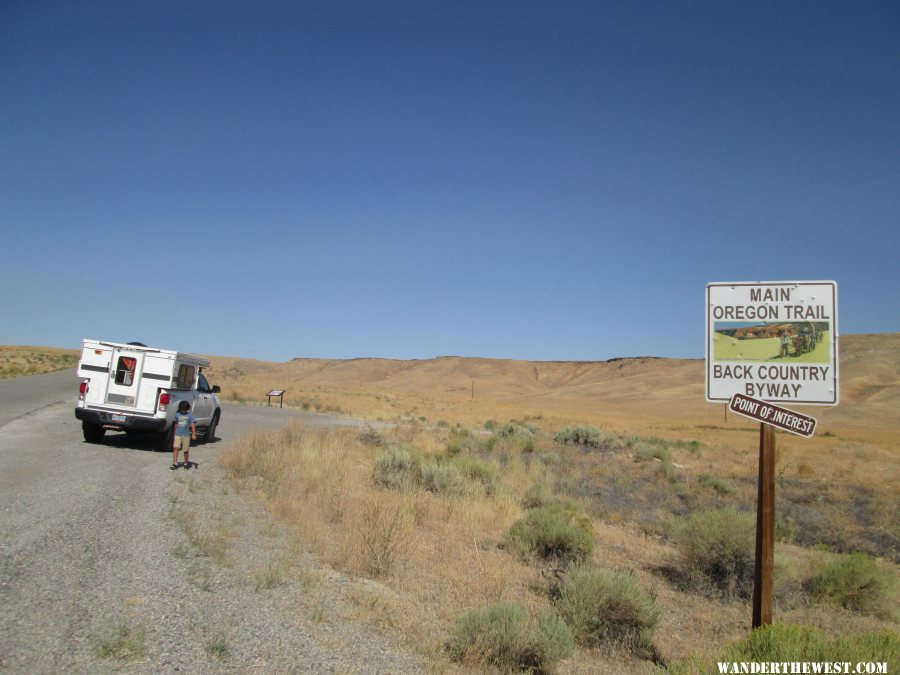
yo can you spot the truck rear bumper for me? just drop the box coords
[75,408,168,433]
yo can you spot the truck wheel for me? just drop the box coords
[83,421,105,444]
[158,424,176,452]
[206,412,219,443]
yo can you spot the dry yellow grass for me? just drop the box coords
[7,338,897,667]
[0,345,79,379]
[206,333,899,440]
[207,332,898,666]
[220,424,549,666]
[206,333,900,546]
[219,422,899,672]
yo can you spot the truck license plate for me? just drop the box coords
[111,414,126,422]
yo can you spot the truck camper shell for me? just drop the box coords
[77,339,210,413]
[75,339,221,447]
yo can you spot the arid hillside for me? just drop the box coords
[5,334,896,440]
[208,333,900,442]
[0,345,79,379]
[4,335,897,670]
[211,334,900,671]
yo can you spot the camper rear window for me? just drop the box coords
[176,365,195,389]
[114,357,137,386]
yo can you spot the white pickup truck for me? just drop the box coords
[75,339,222,449]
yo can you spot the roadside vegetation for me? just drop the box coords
[0,345,79,379]
[447,602,574,672]
[92,621,147,661]
[220,419,900,672]
[666,623,899,674]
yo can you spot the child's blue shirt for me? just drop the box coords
[174,412,196,437]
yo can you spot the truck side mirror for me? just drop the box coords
[212,385,221,394]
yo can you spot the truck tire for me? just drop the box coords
[158,424,176,452]
[82,421,106,444]
[206,411,219,443]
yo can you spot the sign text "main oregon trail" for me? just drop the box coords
[706,281,839,406]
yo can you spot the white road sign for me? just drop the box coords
[706,281,838,405]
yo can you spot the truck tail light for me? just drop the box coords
[159,391,170,411]
[79,380,89,401]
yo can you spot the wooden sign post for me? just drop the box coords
[729,393,817,628]
[707,280,839,633]
[752,422,775,628]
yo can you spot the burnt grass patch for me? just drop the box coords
[776,479,898,562]
[548,445,739,536]
[543,442,896,562]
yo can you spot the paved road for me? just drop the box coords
[0,369,77,428]
[0,371,420,673]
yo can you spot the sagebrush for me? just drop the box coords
[556,564,661,656]
[505,502,594,565]
[807,551,896,618]
[447,602,574,673]
[671,508,754,599]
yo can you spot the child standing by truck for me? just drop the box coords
[172,401,197,469]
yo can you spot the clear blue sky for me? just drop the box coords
[2,1,898,361]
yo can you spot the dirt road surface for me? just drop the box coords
[0,371,423,673]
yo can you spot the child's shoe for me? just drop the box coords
[170,463,179,470]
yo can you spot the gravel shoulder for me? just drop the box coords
[0,374,423,673]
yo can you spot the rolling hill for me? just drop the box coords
[208,333,900,441]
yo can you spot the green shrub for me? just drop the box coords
[357,424,384,446]
[773,554,805,609]
[634,443,671,464]
[529,610,576,670]
[697,472,733,494]
[93,621,147,660]
[667,624,900,675]
[672,508,755,599]
[538,451,561,466]
[556,565,661,655]
[521,420,543,434]
[523,483,553,509]
[721,623,899,665]
[452,457,500,496]
[667,438,701,453]
[484,419,498,431]
[447,602,574,673]
[774,514,795,543]
[373,445,422,491]
[360,501,409,577]
[634,443,676,481]
[807,551,896,617]
[375,445,501,498]
[445,439,465,456]
[554,425,603,448]
[494,421,539,453]
[420,461,464,495]
[655,459,676,482]
[522,483,581,514]
[505,503,594,565]
[497,421,534,439]
[446,428,477,456]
